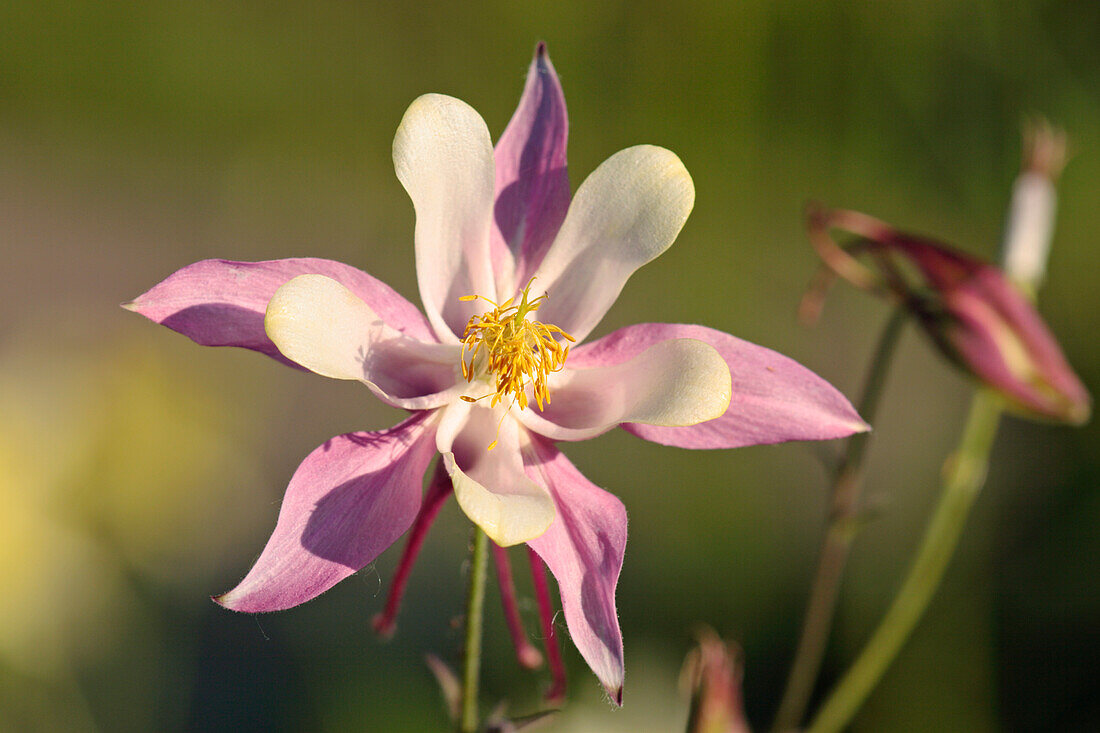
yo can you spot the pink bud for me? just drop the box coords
[682,630,751,733]
[806,208,1091,424]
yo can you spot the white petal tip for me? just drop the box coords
[473,492,556,547]
[633,144,695,212]
[444,452,556,547]
[644,338,733,427]
[264,274,378,380]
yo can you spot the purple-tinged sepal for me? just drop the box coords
[491,42,571,294]
[523,437,626,705]
[214,413,438,612]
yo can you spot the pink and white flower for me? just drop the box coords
[127,44,866,702]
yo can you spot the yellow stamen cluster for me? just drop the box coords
[459,279,575,413]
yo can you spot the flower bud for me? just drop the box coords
[682,630,751,733]
[805,207,1090,424]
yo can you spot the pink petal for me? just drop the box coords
[889,235,1089,420]
[125,258,435,366]
[943,274,1089,421]
[490,42,570,296]
[393,94,496,341]
[939,288,1040,402]
[569,323,869,449]
[524,437,627,705]
[813,210,1090,423]
[215,413,438,613]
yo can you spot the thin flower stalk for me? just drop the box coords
[807,390,1001,733]
[808,122,1084,732]
[461,527,490,733]
[771,307,907,731]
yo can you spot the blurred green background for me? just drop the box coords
[2,1,1098,730]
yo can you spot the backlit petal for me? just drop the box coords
[214,413,437,612]
[124,258,436,366]
[529,145,694,342]
[518,338,731,442]
[394,94,496,341]
[568,323,869,448]
[525,437,626,704]
[265,274,461,410]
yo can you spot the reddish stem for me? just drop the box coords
[371,464,452,637]
[528,547,567,704]
[491,543,544,669]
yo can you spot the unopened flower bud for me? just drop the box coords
[805,208,1090,424]
[682,630,751,733]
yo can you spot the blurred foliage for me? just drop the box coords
[2,1,1098,730]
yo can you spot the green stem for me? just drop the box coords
[799,123,1060,733]
[460,526,490,733]
[806,389,1003,733]
[771,308,906,732]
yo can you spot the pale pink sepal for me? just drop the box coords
[125,258,436,366]
[214,413,438,612]
[525,438,626,705]
[569,323,869,449]
[490,42,570,295]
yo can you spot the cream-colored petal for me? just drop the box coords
[440,410,555,547]
[393,94,497,342]
[528,145,695,343]
[519,338,731,441]
[265,274,461,410]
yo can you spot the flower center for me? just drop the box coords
[459,278,575,413]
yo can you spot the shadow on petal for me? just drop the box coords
[161,303,303,369]
[216,415,437,612]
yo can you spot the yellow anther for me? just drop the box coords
[459,278,575,415]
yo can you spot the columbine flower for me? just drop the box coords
[127,44,866,702]
[805,206,1091,424]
